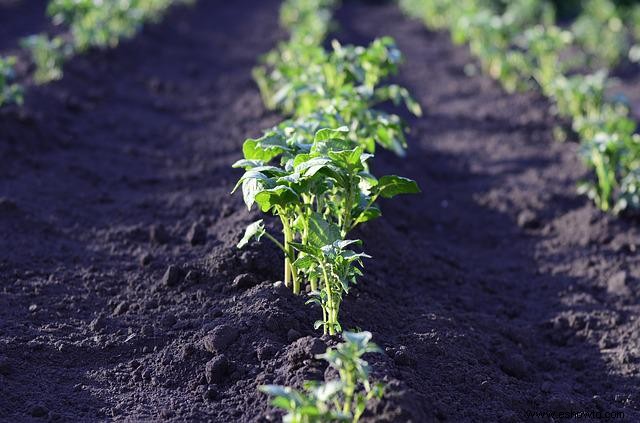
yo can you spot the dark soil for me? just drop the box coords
[1,0,640,422]
[0,0,49,52]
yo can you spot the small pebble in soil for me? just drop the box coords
[607,271,631,297]
[112,301,129,316]
[205,354,229,384]
[187,223,207,246]
[162,265,184,287]
[203,385,218,401]
[517,209,540,229]
[149,224,169,244]
[29,404,48,418]
[141,325,154,337]
[139,253,152,267]
[185,270,200,283]
[256,344,278,361]
[233,273,257,290]
[203,324,239,353]
[393,346,415,367]
[89,315,107,332]
[499,353,529,380]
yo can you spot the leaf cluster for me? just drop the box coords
[233,0,421,336]
[254,31,421,157]
[234,126,419,334]
[259,331,384,423]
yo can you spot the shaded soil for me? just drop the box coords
[1,0,640,422]
[0,0,49,52]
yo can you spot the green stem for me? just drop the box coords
[341,182,353,237]
[347,193,379,234]
[263,232,286,253]
[281,216,300,294]
[321,264,336,336]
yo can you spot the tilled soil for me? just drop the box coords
[1,1,639,422]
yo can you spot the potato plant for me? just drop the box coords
[233,127,419,333]
[0,57,23,107]
[254,36,421,156]
[400,0,640,215]
[232,0,421,336]
[260,331,384,422]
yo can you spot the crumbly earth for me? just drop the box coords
[1,0,639,422]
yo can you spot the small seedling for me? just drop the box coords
[260,331,385,423]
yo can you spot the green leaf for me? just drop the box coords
[271,396,294,411]
[313,380,343,402]
[237,219,265,249]
[234,171,272,210]
[308,212,341,247]
[294,157,332,177]
[354,206,381,225]
[343,331,372,348]
[290,241,322,257]
[259,385,292,398]
[254,185,299,212]
[313,126,349,142]
[327,146,364,169]
[232,159,264,169]
[242,134,290,162]
[375,175,420,198]
[294,254,317,270]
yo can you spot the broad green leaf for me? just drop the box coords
[313,126,349,142]
[238,171,273,210]
[298,406,322,416]
[327,146,364,169]
[333,239,362,250]
[313,381,343,402]
[308,212,341,247]
[343,331,372,348]
[254,185,299,212]
[237,219,265,249]
[243,134,290,162]
[290,241,322,257]
[376,175,420,198]
[232,159,264,169]
[311,137,356,155]
[294,157,332,176]
[271,396,294,411]
[354,206,381,225]
[259,385,292,398]
[293,254,317,271]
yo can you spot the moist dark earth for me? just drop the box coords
[1,0,640,422]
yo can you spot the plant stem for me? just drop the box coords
[321,263,336,335]
[280,216,300,294]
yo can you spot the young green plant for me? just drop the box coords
[260,331,385,423]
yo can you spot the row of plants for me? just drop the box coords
[0,0,192,107]
[400,0,640,214]
[234,0,421,335]
[24,0,195,84]
[232,0,422,420]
